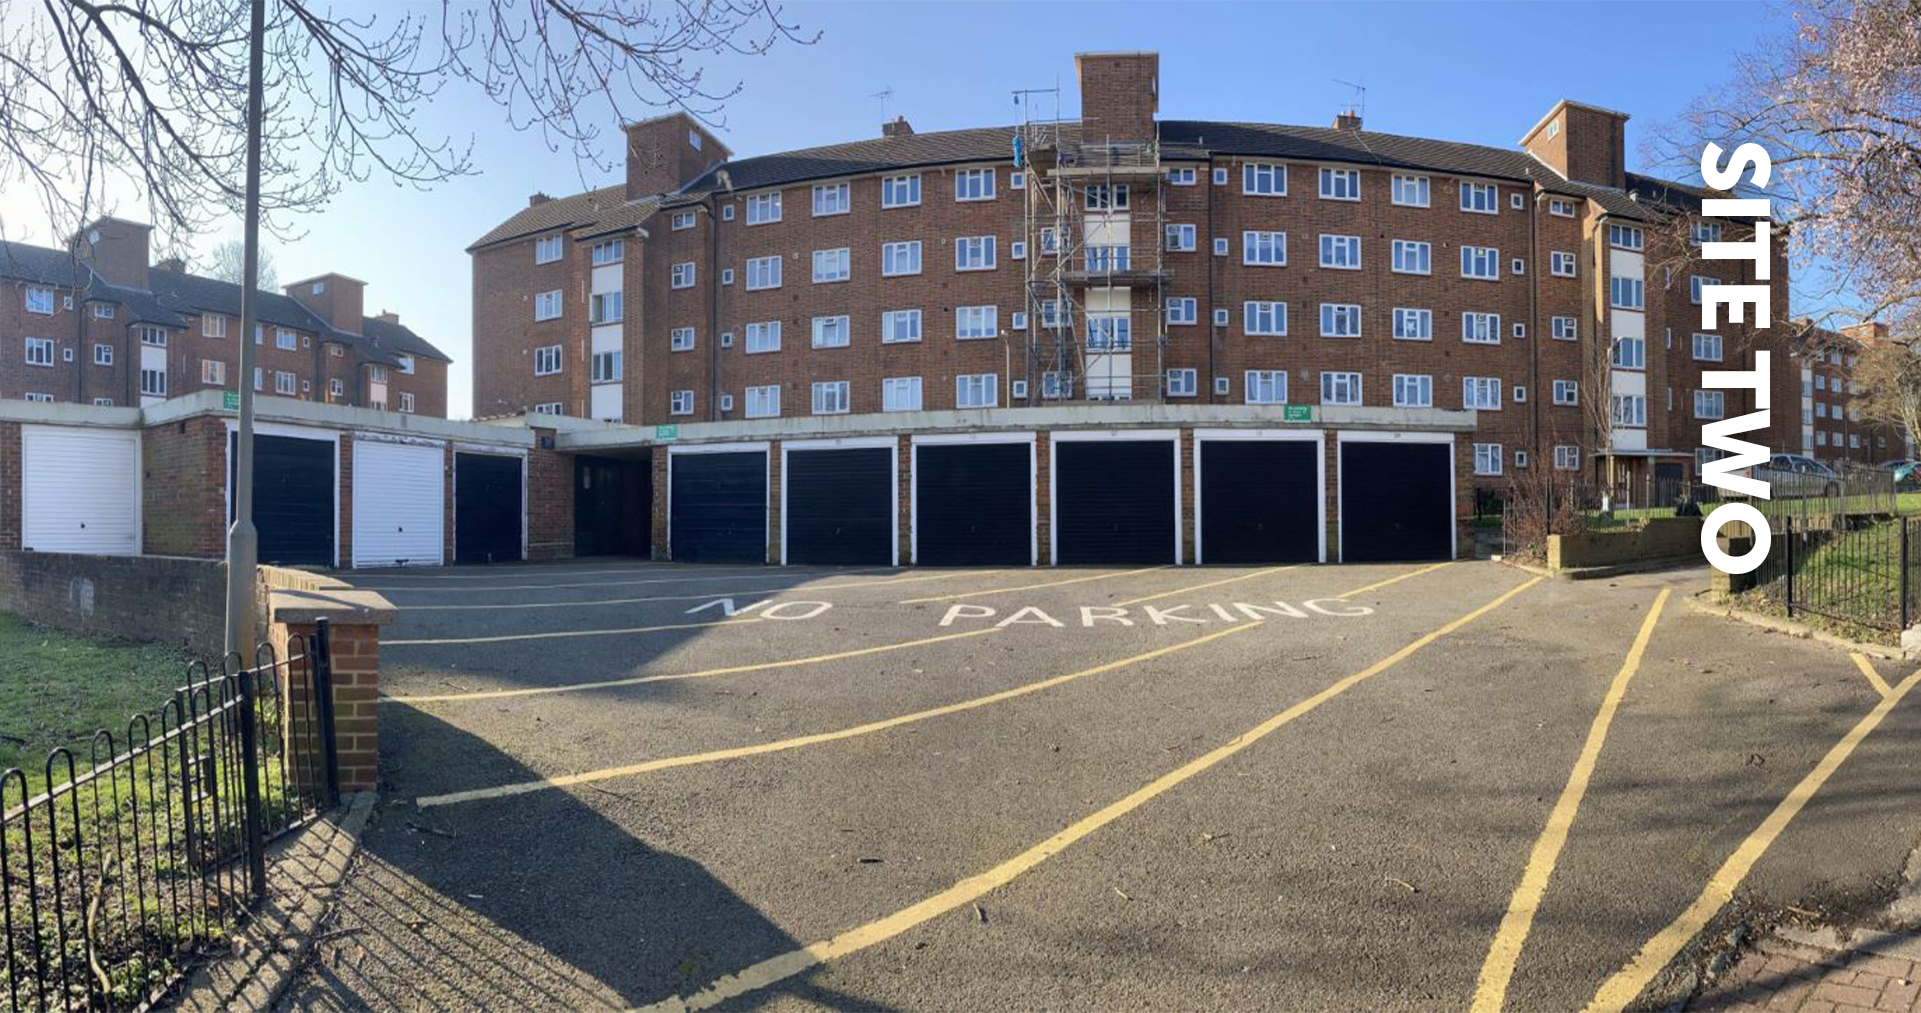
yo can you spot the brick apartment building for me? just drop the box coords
[471,51,1795,510]
[2,218,450,415]
[1794,320,1911,467]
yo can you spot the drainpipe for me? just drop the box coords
[1206,159,1219,404]
[1529,191,1543,465]
[704,194,721,423]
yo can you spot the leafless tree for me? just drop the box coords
[1849,311,1921,449]
[207,238,276,289]
[0,0,814,247]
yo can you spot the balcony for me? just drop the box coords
[1059,245,1169,287]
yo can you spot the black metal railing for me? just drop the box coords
[1,624,338,1010]
[1751,511,1921,633]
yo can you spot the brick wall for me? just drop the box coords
[142,416,228,557]
[0,549,227,659]
[0,421,18,551]
[272,618,381,792]
[527,432,576,559]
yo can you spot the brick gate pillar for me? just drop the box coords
[267,584,397,792]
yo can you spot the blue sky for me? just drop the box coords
[0,1,1800,418]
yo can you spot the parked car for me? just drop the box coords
[1889,459,1921,490]
[1752,454,1841,498]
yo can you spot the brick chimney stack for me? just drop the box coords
[376,310,400,325]
[624,112,732,200]
[1334,111,1363,132]
[882,116,914,138]
[71,217,152,290]
[1520,99,1630,188]
[529,193,553,207]
[285,273,366,336]
[154,256,187,274]
[1076,51,1159,144]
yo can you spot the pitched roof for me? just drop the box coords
[467,184,635,250]
[0,239,449,363]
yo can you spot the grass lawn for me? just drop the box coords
[1584,491,1921,528]
[0,611,188,792]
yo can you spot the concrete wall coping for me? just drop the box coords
[136,390,535,448]
[556,404,1479,451]
[0,398,145,428]
[268,587,399,627]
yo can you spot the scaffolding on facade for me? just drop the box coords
[1014,92,1170,405]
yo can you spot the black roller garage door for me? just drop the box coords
[914,442,1032,566]
[1340,441,1453,562]
[230,432,334,567]
[1199,440,1320,563]
[454,453,523,564]
[670,450,767,563]
[786,447,892,566]
[1054,440,1176,565]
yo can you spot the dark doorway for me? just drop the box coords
[230,432,334,567]
[454,453,523,564]
[1199,440,1320,563]
[914,442,1032,566]
[786,447,892,565]
[1054,440,1177,565]
[1340,441,1453,562]
[669,451,767,563]
[574,454,651,557]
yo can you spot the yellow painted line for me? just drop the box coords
[1471,588,1671,1013]
[353,563,771,582]
[1337,560,1453,599]
[360,567,896,595]
[386,628,1002,704]
[417,619,1265,808]
[384,618,762,647]
[898,566,1168,604]
[1584,667,1921,1013]
[641,574,1545,1011]
[1851,652,1893,698]
[397,570,998,612]
[1111,565,1300,607]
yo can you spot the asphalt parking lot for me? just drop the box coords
[282,559,1921,1011]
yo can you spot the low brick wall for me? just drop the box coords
[0,549,227,659]
[1548,516,1706,571]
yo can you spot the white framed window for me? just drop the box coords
[590,291,623,324]
[1461,245,1500,280]
[61,347,72,363]
[201,359,225,385]
[1460,182,1499,214]
[1612,335,1646,369]
[140,368,167,397]
[955,236,997,271]
[203,315,227,338]
[1610,276,1645,310]
[24,337,54,366]
[534,345,562,375]
[1463,376,1502,409]
[1693,221,1722,244]
[1550,251,1577,277]
[670,327,696,352]
[1039,227,1059,255]
[1393,307,1433,341]
[1514,385,1529,403]
[1167,298,1197,325]
[1548,198,1576,217]
[1554,445,1581,470]
[1689,275,1714,305]
[1611,393,1648,427]
[1552,316,1578,341]
[533,402,563,416]
[1694,390,1726,419]
[1511,193,1526,210]
[1086,314,1131,351]
[399,392,415,413]
[1166,368,1197,397]
[1245,370,1287,404]
[1817,403,1828,419]
[275,370,296,395]
[671,211,696,231]
[1243,162,1287,196]
[591,350,622,382]
[1321,371,1362,405]
[329,378,344,397]
[1086,184,1128,210]
[328,343,343,357]
[745,255,782,290]
[1319,303,1362,338]
[1168,167,1197,186]
[811,315,851,348]
[1391,239,1431,275]
[1213,237,1229,257]
[1462,312,1501,344]
[253,367,263,390]
[881,174,921,208]
[274,328,295,350]
[91,397,111,406]
[811,380,850,415]
[882,309,923,344]
[1012,311,1029,330]
[1165,224,1197,252]
[1214,375,1231,395]
[534,234,562,263]
[744,320,781,354]
[955,168,996,202]
[812,182,850,217]
[1391,174,1431,208]
[744,384,780,418]
[370,363,389,384]
[882,241,922,276]
[1010,171,1026,190]
[1513,322,1527,339]
[1319,234,1361,270]
[955,372,997,408]
[396,354,415,375]
[1212,307,1229,326]
[746,192,782,225]
[590,239,623,266]
[1244,300,1287,336]
[1609,224,1644,250]
[956,305,998,340]
[670,390,694,415]
[24,287,55,314]
[1243,230,1287,266]
[1212,167,1229,186]
[93,343,112,365]
[1473,443,1503,475]
[720,268,735,286]
[1084,245,1130,271]
[1553,380,1579,405]
[1693,332,1723,361]
[882,376,922,411]
[1043,371,1072,399]
[22,392,53,403]
[1512,258,1526,276]
[534,289,563,319]
[1318,167,1360,201]
[1392,373,1432,408]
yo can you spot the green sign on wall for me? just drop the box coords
[1282,404,1313,423]
[655,424,679,441]
[223,390,241,411]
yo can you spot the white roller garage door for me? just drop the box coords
[21,425,141,555]
[352,440,444,567]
